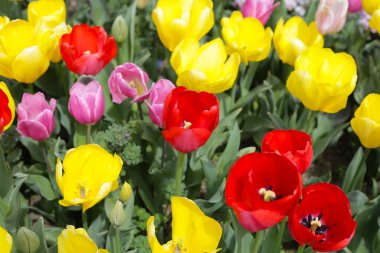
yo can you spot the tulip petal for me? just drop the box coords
[147,216,170,253]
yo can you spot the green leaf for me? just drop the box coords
[91,0,108,26]
[230,210,253,253]
[32,217,50,253]
[73,122,87,147]
[348,191,369,216]
[217,123,240,177]
[26,175,57,201]
[20,138,44,163]
[0,146,13,197]
[342,148,369,193]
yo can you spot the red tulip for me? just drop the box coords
[225,152,302,232]
[60,24,117,75]
[261,129,313,174]
[0,89,13,134]
[288,183,356,252]
[162,87,219,153]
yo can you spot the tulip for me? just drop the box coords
[225,152,302,232]
[288,183,356,252]
[60,24,117,75]
[0,20,50,83]
[170,38,240,93]
[119,181,133,203]
[56,144,123,212]
[0,16,9,30]
[137,0,149,9]
[369,9,380,32]
[0,226,13,253]
[315,0,349,35]
[58,225,109,253]
[147,197,222,253]
[27,0,66,25]
[241,0,280,25]
[108,63,149,104]
[0,81,15,134]
[16,227,40,253]
[17,92,56,141]
[152,0,214,51]
[348,0,362,12]
[111,15,128,43]
[162,87,219,153]
[273,17,324,66]
[145,79,175,128]
[221,11,273,63]
[68,80,105,125]
[110,200,126,227]
[351,94,380,148]
[287,47,357,113]
[262,129,313,174]
[362,0,380,15]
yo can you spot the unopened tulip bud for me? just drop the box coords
[110,200,126,227]
[112,15,128,43]
[16,227,40,253]
[137,0,149,9]
[120,182,133,203]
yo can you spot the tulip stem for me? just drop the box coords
[137,103,144,120]
[175,152,186,196]
[296,244,305,253]
[28,84,34,94]
[86,124,91,144]
[82,210,88,230]
[251,230,264,253]
[273,218,287,252]
[115,227,122,253]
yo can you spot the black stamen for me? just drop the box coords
[315,225,328,235]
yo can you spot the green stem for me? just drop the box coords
[28,84,34,94]
[115,227,122,253]
[138,103,144,120]
[39,141,52,174]
[251,230,264,253]
[273,218,287,252]
[82,210,88,230]
[86,124,91,144]
[305,109,317,134]
[175,152,186,196]
[296,245,305,253]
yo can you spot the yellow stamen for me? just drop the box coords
[259,187,276,202]
[83,50,91,55]
[310,218,322,232]
[183,121,192,129]
[80,186,86,199]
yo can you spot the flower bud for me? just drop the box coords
[110,200,126,227]
[16,227,40,253]
[137,0,149,9]
[120,182,133,203]
[111,15,128,43]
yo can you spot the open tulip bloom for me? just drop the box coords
[225,152,302,232]
[288,183,356,252]
[0,81,15,134]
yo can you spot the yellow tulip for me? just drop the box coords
[0,16,10,30]
[58,225,108,253]
[28,0,70,63]
[0,20,50,84]
[147,197,222,253]
[221,11,273,63]
[152,0,214,51]
[362,0,380,15]
[56,144,123,212]
[27,0,66,25]
[0,226,13,253]
[273,17,324,66]
[351,94,380,148]
[287,47,357,113]
[34,20,71,63]
[170,38,240,93]
[369,9,380,33]
[0,81,15,133]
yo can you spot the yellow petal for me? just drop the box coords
[0,16,10,30]
[11,45,49,83]
[147,216,170,253]
[27,0,66,25]
[351,117,380,149]
[370,9,380,33]
[0,226,13,253]
[0,81,15,131]
[55,158,64,195]
[170,38,200,75]
[82,182,114,212]
[192,38,227,76]
[362,0,380,15]
[57,226,99,253]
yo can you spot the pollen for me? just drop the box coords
[183,121,192,129]
[259,187,276,202]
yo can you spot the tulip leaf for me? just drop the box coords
[304,0,319,24]
[229,209,253,253]
[25,174,57,201]
[348,191,369,216]
[348,196,380,253]
[32,217,50,253]
[217,123,240,177]
[73,122,87,147]
[342,147,369,193]
[91,0,108,26]
[0,146,13,197]
[231,84,272,112]
[20,138,44,163]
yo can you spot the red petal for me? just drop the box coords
[162,127,211,153]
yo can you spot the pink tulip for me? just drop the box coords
[108,63,149,104]
[348,0,361,13]
[241,0,280,25]
[145,79,175,128]
[316,0,349,35]
[68,80,105,125]
[17,92,56,141]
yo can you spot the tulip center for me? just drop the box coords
[259,186,279,202]
[83,50,91,55]
[301,214,328,235]
[78,184,88,199]
[183,121,192,129]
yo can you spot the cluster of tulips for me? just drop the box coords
[1,0,380,252]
